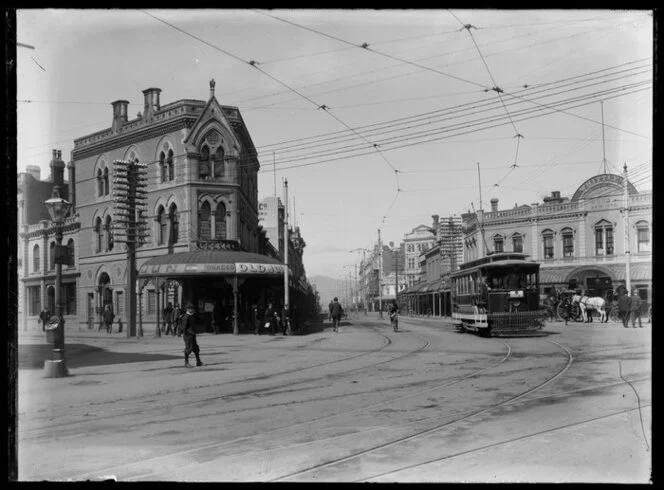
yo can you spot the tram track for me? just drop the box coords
[269,339,574,482]
[19,322,415,438]
[56,329,512,481]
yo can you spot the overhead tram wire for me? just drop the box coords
[263,82,650,170]
[142,10,402,192]
[253,10,651,154]
[256,69,651,162]
[247,11,646,120]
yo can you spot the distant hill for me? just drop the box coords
[309,275,345,304]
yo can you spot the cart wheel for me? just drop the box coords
[609,307,620,323]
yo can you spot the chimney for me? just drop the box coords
[49,148,65,185]
[142,87,162,121]
[67,159,76,213]
[490,198,499,212]
[111,100,129,133]
[25,165,41,181]
[389,241,394,248]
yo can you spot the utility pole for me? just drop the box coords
[394,247,400,305]
[623,163,631,293]
[113,159,148,338]
[283,179,290,334]
[378,229,383,319]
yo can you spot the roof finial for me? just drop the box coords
[209,78,216,98]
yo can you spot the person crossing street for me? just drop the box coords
[182,303,204,368]
[330,297,344,333]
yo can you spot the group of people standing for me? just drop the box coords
[617,290,645,328]
[327,297,400,333]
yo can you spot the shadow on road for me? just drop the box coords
[19,344,180,370]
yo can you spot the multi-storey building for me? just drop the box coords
[70,81,302,335]
[461,171,652,302]
[18,152,80,332]
[258,196,285,257]
[403,222,436,287]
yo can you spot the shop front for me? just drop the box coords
[138,250,287,334]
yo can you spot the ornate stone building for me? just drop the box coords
[461,171,652,302]
[70,81,299,335]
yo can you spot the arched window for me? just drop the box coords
[167,149,174,181]
[561,228,574,257]
[493,235,504,253]
[215,202,227,239]
[159,151,166,182]
[213,147,224,178]
[94,217,103,253]
[33,244,40,272]
[512,233,523,253]
[198,201,211,239]
[103,167,109,196]
[105,215,114,251]
[66,239,75,268]
[97,168,104,197]
[636,221,650,253]
[199,145,210,179]
[542,229,554,259]
[49,242,56,270]
[169,204,179,245]
[157,206,166,245]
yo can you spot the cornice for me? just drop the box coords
[72,117,195,161]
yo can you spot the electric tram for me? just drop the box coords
[450,252,547,337]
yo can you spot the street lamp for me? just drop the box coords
[44,186,72,378]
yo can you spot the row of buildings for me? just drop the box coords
[17,81,317,336]
[356,171,652,316]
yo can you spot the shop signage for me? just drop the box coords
[236,263,286,275]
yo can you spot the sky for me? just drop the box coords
[16,9,653,280]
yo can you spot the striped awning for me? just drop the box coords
[539,267,576,284]
[138,250,286,277]
[611,263,652,282]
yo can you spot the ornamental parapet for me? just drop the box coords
[194,239,243,251]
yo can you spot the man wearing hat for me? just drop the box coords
[182,302,204,367]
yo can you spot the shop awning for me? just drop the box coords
[539,267,576,284]
[138,250,286,277]
[611,263,652,282]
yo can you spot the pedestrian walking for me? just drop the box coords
[618,291,631,328]
[163,302,174,334]
[182,303,203,368]
[171,304,183,336]
[328,300,334,324]
[265,302,279,335]
[388,299,400,332]
[39,307,51,332]
[330,297,344,333]
[628,290,643,328]
[282,305,290,336]
[102,304,114,334]
[543,295,556,322]
[252,303,263,335]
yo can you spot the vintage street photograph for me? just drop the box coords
[9,8,652,483]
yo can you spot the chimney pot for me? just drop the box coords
[490,198,499,212]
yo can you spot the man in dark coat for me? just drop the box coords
[171,304,183,337]
[628,290,643,328]
[182,303,204,367]
[252,303,263,335]
[163,302,174,335]
[39,307,51,332]
[102,304,114,334]
[265,303,279,336]
[618,292,631,328]
[330,297,344,333]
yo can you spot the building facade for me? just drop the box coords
[403,223,436,287]
[258,196,285,257]
[18,152,81,332]
[70,81,300,335]
[461,171,652,303]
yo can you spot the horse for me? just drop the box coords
[573,294,607,323]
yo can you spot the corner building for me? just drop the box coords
[72,81,285,335]
[461,172,652,303]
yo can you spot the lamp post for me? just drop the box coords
[44,186,72,378]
